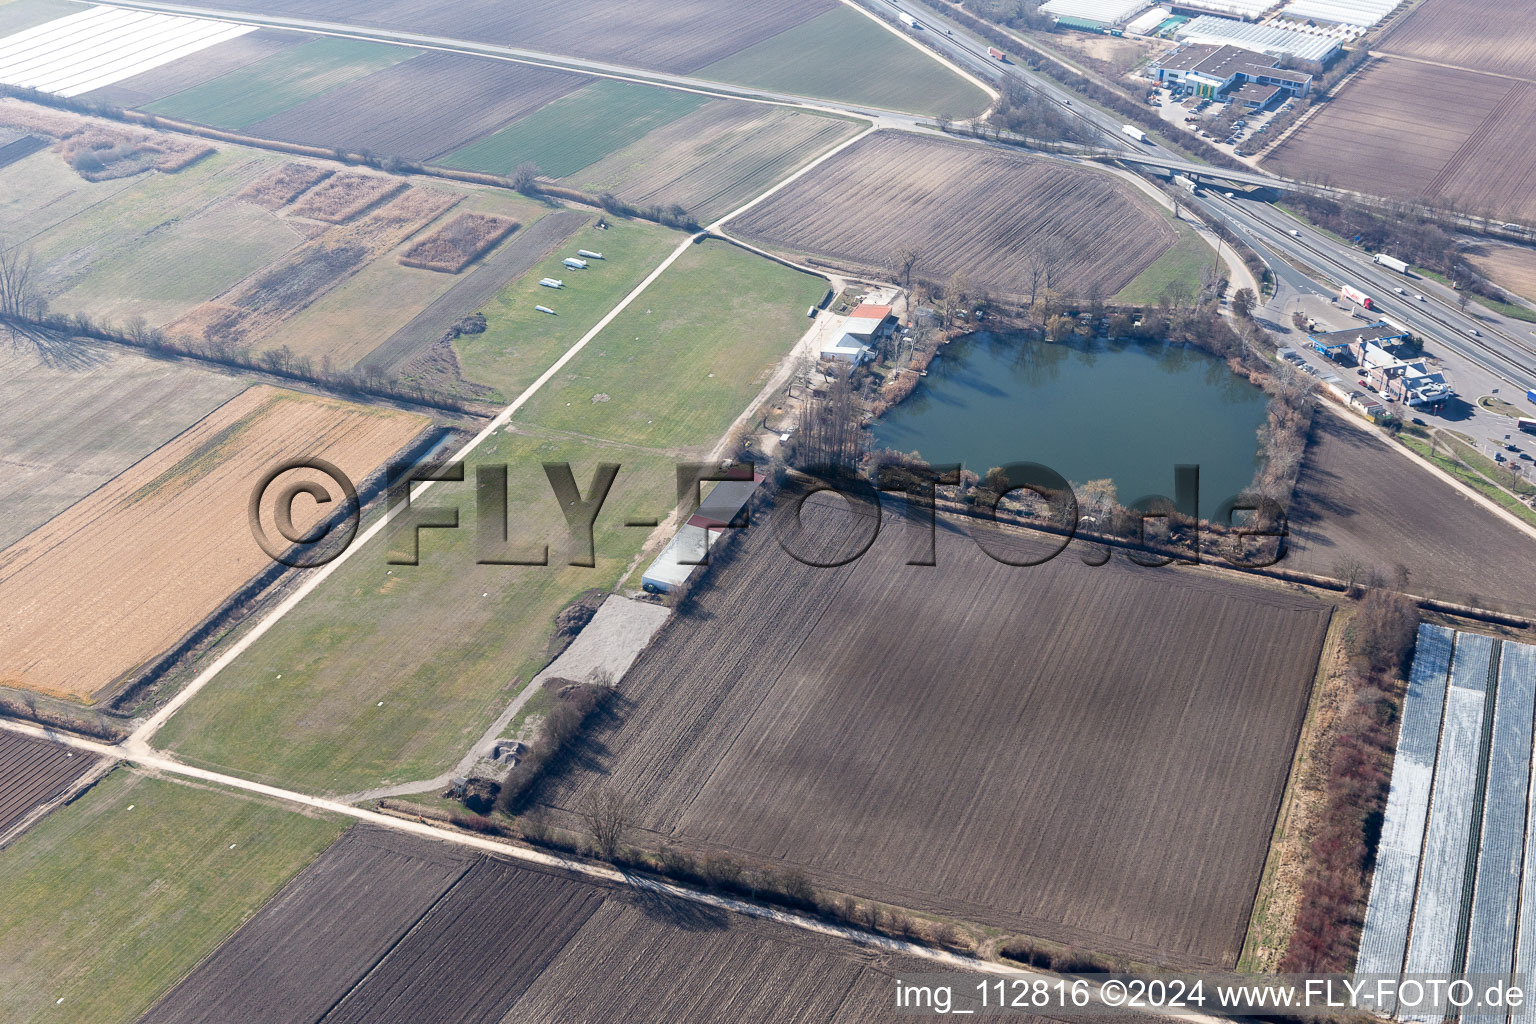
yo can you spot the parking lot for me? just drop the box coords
[1146,81,1290,159]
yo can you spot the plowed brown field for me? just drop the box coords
[728,132,1175,300]
[1284,410,1536,616]
[151,0,838,74]
[538,497,1332,967]
[1263,60,1536,223]
[1379,0,1536,80]
[147,825,1026,1023]
[0,386,426,700]
[0,732,97,836]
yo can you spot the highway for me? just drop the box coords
[861,0,1536,391]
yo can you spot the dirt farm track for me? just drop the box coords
[538,497,1333,967]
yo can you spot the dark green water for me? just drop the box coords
[870,332,1271,517]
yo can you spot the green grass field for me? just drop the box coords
[439,79,710,178]
[146,37,419,130]
[520,239,827,449]
[699,6,989,118]
[56,198,303,327]
[27,148,277,298]
[155,430,676,795]
[1113,215,1215,305]
[455,217,683,400]
[156,235,821,795]
[0,770,341,1024]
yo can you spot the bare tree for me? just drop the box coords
[796,368,864,470]
[581,785,633,860]
[511,162,541,195]
[0,242,43,321]
[897,246,923,291]
[1231,287,1257,319]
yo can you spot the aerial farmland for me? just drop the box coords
[536,499,1332,967]
[2,0,1534,1018]
[728,131,1177,301]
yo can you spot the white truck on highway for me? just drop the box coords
[1122,124,1148,144]
[900,11,919,27]
[1373,253,1410,274]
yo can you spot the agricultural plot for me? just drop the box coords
[142,826,471,1024]
[1356,623,1454,981]
[0,770,343,1024]
[453,216,682,398]
[1378,0,1536,80]
[520,238,828,450]
[700,5,989,117]
[1403,633,1494,978]
[1359,631,1536,1009]
[565,101,865,223]
[154,429,679,794]
[1283,411,1536,616]
[0,731,96,837]
[1263,60,1536,223]
[0,130,148,242]
[15,144,280,300]
[252,190,554,374]
[0,0,75,38]
[146,35,419,130]
[361,208,589,375]
[538,503,1332,967]
[1470,243,1536,307]
[246,52,591,162]
[728,131,1175,302]
[151,825,992,1024]
[163,0,839,75]
[84,29,305,109]
[0,386,427,701]
[0,6,254,98]
[439,78,707,179]
[175,182,462,345]
[1465,641,1535,1010]
[0,343,244,549]
[53,195,303,326]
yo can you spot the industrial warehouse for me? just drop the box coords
[1153,43,1313,106]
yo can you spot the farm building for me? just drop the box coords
[1174,15,1341,63]
[1167,0,1275,20]
[1153,43,1314,101]
[1038,0,1152,31]
[820,303,896,363]
[641,472,762,594]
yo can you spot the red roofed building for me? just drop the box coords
[822,303,897,362]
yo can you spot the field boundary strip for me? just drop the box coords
[0,715,1227,1024]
